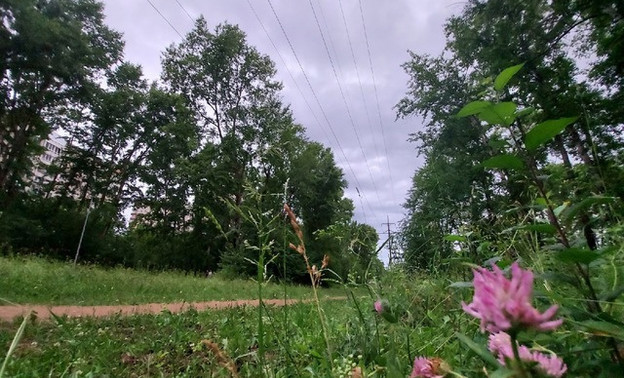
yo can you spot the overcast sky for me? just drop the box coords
[101,0,463,264]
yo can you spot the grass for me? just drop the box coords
[0,256,347,306]
[4,255,608,376]
[0,289,465,377]
[0,256,471,377]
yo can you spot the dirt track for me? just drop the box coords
[0,297,344,323]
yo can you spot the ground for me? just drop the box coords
[0,298,343,322]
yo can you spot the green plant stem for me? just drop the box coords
[365,284,383,353]
[260,302,301,376]
[509,332,528,378]
[346,287,371,356]
[257,245,265,369]
[310,280,334,371]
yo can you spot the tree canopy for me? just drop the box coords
[0,2,381,282]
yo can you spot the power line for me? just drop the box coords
[145,0,183,38]
[314,0,342,78]
[338,1,380,159]
[244,0,330,145]
[306,0,382,205]
[265,0,376,217]
[245,0,366,221]
[358,0,396,198]
[175,0,195,23]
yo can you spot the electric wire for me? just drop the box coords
[175,0,195,23]
[306,0,382,207]
[358,0,396,198]
[245,1,367,221]
[264,0,376,218]
[145,0,183,38]
[338,1,380,159]
[314,0,342,79]
[244,0,331,148]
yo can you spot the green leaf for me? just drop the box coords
[488,137,509,150]
[540,272,582,289]
[601,286,624,302]
[478,102,517,126]
[515,107,534,118]
[482,154,525,171]
[494,63,525,91]
[524,117,578,151]
[444,234,467,242]
[553,202,569,217]
[457,101,493,117]
[556,247,601,265]
[561,196,616,226]
[489,368,517,378]
[577,320,624,341]
[456,333,500,367]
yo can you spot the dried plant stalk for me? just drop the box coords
[283,203,334,369]
[200,339,239,378]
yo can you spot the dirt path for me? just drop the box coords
[0,297,346,323]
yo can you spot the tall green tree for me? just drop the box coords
[161,19,284,249]
[0,0,122,202]
[397,0,624,272]
[55,64,182,214]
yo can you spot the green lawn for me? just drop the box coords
[0,256,347,306]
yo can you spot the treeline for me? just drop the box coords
[397,0,624,271]
[0,0,382,282]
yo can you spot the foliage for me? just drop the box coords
[0,0,123,202]
[397,0,624,275]
[0,4,379,282]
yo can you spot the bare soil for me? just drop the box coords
[0,297,345,323]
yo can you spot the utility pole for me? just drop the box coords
[74,198,93,265]
[381,215,396,265]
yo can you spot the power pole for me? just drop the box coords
[382,215,404,266]
[381,216,396,265]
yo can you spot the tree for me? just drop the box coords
[134,89,198,234]
[161,19,286,253]
[396,0,624,272]
[0,0,123,203]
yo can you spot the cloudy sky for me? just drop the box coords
[101,0,463,263]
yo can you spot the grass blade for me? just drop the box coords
[0,311,30,377]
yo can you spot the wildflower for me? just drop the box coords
[462,262,562,333]
[410,357,449,378]
[488,332,567,378]
[374,300,383,314]
[373,299,398,323]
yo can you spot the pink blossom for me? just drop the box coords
[530,351,568,377]
[488,332,567,377]
[374,300,383,314]
[462,262,563,333]
[488,332,531,364]
[410,357,447,378]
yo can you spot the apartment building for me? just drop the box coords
[30,132,66,189]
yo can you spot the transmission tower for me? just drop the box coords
[382,216,403,266]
